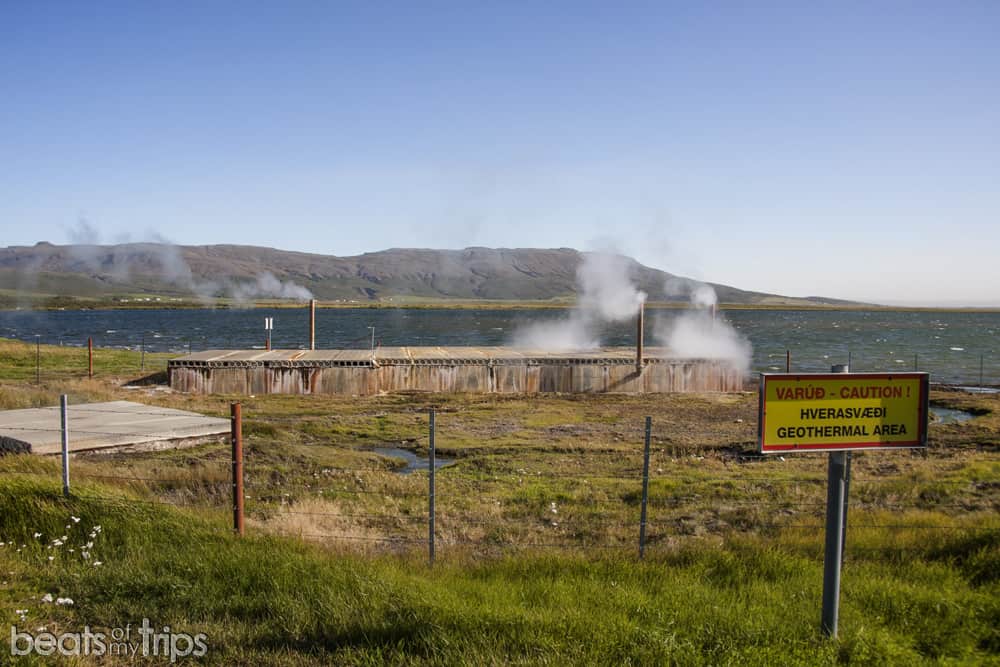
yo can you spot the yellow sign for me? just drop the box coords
[758,373,928,453]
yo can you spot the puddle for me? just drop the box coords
[954,386,999,395]
[929,407,975,424]
[372,447,454,474]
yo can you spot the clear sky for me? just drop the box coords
[1,2,998,306]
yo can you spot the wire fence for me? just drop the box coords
[4,400,996,563]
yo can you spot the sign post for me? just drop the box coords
[264,317,273,351]
[758,371,929,638]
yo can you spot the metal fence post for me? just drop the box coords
[832,364,851,566]
[231,402,245,536]
[140,334,145,372]
[87,337,93,379]
[60,395,70,497]
[639,416,652,559]
[35,335,40,384]
[429,408,436,565]
[821,452,848,637]
[786,350,791,373]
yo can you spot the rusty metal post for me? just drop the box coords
[636,302,644,374]
[87,337,93,378]
[231,402,245,537]
[309,299,316,350]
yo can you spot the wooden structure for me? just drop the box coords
[168,347,744,395]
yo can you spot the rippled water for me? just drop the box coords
[0,307,996,385]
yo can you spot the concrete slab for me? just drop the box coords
[0,400,230,455]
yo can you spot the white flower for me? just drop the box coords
[85,542,93,549]
[41,594,53,603]
[55,597,74,606]
[52,540,63,547]
[81,552,90,560]
[33,533,42,539]
[60,536,67,541]
[71,516,80,523]
[93,561,102,567]
[47,556,54,561]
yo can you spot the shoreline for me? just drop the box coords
[3,300,1000,314]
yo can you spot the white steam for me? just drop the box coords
[576,251,648,320]
[59,220,313,303]
[231,272,314,302]
[654,281,752,372]
[513,248,645,351]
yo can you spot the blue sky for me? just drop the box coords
[1,2,998,305]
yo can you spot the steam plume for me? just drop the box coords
[513,247,645,351]
[55,221,313,303]
[654,281,751,372]
[230,272,313,302]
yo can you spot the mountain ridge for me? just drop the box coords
[0,242,859,306]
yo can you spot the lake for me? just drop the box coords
[0,307,996,386]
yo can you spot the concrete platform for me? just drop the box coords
[0,401,230,455]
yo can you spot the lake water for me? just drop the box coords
[0,307,996,386]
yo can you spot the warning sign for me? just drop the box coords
[758,373,929,453]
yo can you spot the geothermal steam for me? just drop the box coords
[513,249,646,351]
[59,220,313,303]
[512,249,752,372]
[654,280,752,372]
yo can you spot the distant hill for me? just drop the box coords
[0,242,857,306]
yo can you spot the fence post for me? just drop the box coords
[428,408,436,565]
[786,350,791,373]
[61,395,70,497]
[980,354,985,391]
[821,452,848,637]
[35,335,40,384]
[140,334,145,372]
[639,416,652,559]
[87,337,93,379]
[231,402,245,537]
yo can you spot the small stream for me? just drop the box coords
[372,447,454,474]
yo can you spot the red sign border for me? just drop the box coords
[758,372,930,454]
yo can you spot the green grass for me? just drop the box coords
[0,338,173,386]
[1,344,998,662]
[0,473,997,665]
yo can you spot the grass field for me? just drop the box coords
[0,338,998,664]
